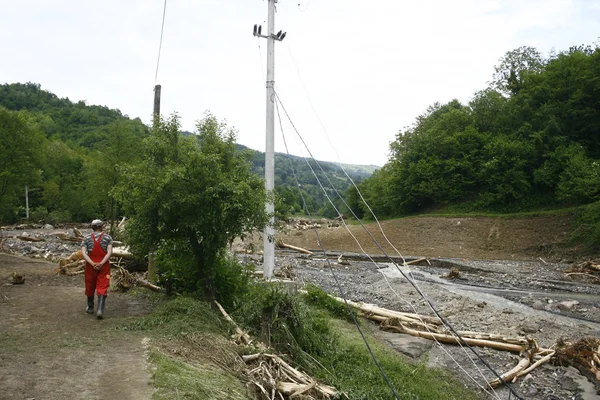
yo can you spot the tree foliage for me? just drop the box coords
[114,113,267,300]
[357,42,600,220]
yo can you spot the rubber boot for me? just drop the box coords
[96,295,106,320]
[86,296,94,314]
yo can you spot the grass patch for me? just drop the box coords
[313,319,477,400]
[149,348,250,400]
[124,296,227,337]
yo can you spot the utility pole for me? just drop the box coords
[25,186,29,220]
[147,84,162,283]
[254,1,287,280]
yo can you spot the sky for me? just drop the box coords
[1,0,599,166]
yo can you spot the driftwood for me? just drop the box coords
[217,301,339,399]
[276,240,313,255]
[111,248,133,259]
[381,321,528,353]
[215,300,253,346]
[112,266,162,292]
[19,235,45,242]
[243,353,337,399]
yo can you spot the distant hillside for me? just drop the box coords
[236,144,377,217]
[0,82,148,148]
[0,82,376,221]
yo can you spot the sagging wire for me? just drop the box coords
[274,92,524,400]
[154,0,168,84]
[284,44,504,396]
[275,97,501,399]
[274,100,403,400]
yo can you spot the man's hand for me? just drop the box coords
[93,262,102,270]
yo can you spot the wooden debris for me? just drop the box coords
[276,240,313,255]
[381,320,528,353]
[554,337,600,391]
[337,254,350,266]
[564,260,600,283]
[243,353,337,399]
[215,300,253,346]
[216,301,340,399]
[59,250,83,267]
[18,235,44,242]
[443,267,460,280]
[112,266,162,292]
[275,264,296,280]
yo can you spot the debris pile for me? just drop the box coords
[554,337,600,394]
[564,259,600,283]
[215,301,340,400]
[243,353,337,399]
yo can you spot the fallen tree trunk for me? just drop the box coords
[215,300,253,346]
[488,355,532,388]
[276,240,313,255]
[381,323,527,353]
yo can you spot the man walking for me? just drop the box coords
[81,219,113,319]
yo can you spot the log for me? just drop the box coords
[382,324,527,353]
[365,314,442,333]
[489,356,531,388]
[276,240,313,255]
[111,249,133,259]
[137,278,163,292]
[19,235,45,242]
[335,296,443,325]
[517,351,555,377]
[405,257,428,265]
[215,301,253,345]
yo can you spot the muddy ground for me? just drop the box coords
[0,254,154,400]
[2,215,599,400]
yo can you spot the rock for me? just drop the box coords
[557,300,579,310]
[532,300,545,310]
[502,308,514,314]
[521,321,540,333]
[43,224,54,229]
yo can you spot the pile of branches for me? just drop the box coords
[554,337,600,394]
[214,301,340,400]
[111,266,161,292]
[242,353,337,400]
[564,259,600,283]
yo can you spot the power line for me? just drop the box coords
[154,0,168,83]
[274,92,524,400]
[274,99,402,400]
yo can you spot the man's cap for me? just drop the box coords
[91,219,104,227]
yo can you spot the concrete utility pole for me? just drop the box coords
[25,186,29,220]
[153,84,162,118]
[147,84,162,283]
[254,0,287,280]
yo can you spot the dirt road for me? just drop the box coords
[0,254,154,400]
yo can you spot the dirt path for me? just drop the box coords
[0,254,154,400]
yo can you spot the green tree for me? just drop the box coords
[114,113,267,301]
[492,46,545,96]
[0,108,44,222]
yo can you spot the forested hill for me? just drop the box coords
[0,83,377,223]
[352,43,600,250]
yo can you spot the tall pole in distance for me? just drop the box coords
[263,0,276,280]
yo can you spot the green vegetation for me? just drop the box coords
[0,82,148,224]
[130,285,477,400]
[0,82,376,224]
[354,43,600,250]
